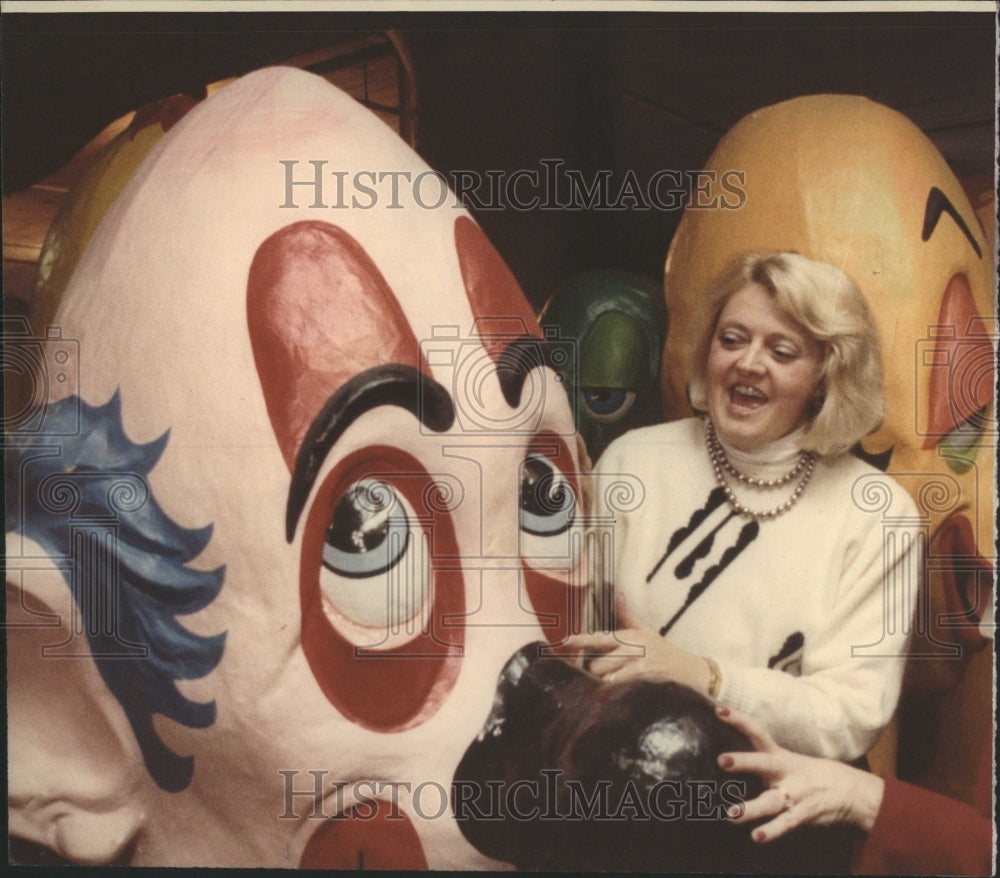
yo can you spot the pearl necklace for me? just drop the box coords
[705,419,816,521]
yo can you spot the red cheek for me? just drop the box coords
[300,448,464,731]
[299,800,428,870]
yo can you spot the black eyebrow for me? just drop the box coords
[921,187,983,259]
[286,364,454,541]
[496,335,560,409]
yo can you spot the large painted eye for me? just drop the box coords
[323,479,408,577]
[582,387,637,423]
[520,454,576,537]
[320,479,427,628]
[299,448,465,731]
[940,406,988,474]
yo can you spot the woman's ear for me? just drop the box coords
[809,385,827,418]
[684,379,706,412]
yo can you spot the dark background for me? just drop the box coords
[2,11,995,307]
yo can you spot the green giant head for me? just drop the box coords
[539,270,667,462]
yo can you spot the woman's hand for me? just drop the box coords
[564,600,713,693]
[563,627,685,681]
[716,705,884,842]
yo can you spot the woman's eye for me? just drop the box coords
[772,347,797,362]
[520,454,576,537]
[718,331,742,348]
[582,387,637,423]
[940,406,988,474]
[320,479,427,628]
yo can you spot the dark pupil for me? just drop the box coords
[587,389,617,404]
[521,458,567,516]
[584,387,628,415]
[328,485,391,554]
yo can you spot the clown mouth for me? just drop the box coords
[299,794,428,870]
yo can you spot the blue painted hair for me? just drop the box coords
[5,391,226,792]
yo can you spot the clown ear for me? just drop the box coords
[6,542,147,866]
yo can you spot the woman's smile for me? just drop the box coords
[728,384,768,410]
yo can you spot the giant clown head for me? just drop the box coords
[661,95,995,693]
[5,66,590,868]
[6,68,763,870]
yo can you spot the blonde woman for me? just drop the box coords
[570,252,919,762]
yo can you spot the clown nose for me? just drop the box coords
[452,643,770,871]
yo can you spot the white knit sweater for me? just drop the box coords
[592,417,920,760]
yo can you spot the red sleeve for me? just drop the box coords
[854,771,994,876]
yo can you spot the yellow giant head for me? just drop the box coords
[33,95,199,331]
[662,95,995,686]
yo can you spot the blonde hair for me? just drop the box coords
[687,252,884,456]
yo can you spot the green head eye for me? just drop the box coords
[939,407,989,474]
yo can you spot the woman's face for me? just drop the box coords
[706,283,824,452]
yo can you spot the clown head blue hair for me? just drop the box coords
[5,391,226,792]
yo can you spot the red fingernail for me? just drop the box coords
[716,705,730,717]
[727,805,742,819]
[752,829,766,843]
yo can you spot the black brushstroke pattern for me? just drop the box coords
[659,519,760,637]
[768,631,805,669]
[646,487,727,583]
[674,514,735,579]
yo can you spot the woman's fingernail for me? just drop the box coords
[716,705,730,717]
[718,754,734,768]
[752,829,766,843]
[727,805,742,819]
